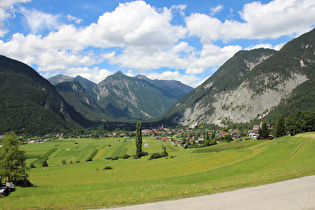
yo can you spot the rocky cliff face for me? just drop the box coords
[160,28,315,127]
[180,73,308,127]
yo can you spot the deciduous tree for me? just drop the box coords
[0,132,32,186]
[224,134,232,143]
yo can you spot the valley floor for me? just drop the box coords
[0,133,314,209]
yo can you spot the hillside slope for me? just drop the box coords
[159,28,315,127]
[55,81,113,121]
[0,55,91,134]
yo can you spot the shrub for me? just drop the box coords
[148,153,162,160]
[103,166,113,170]
[111,156,118,160]
[62,159,67,165]
[14,178,33,187]
[123,154,130,159]
[42,160,48,167]
[141,151,148,156]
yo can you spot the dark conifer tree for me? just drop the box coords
[135,122,143,158]
[275,115,286,138]
[258,122,269,139]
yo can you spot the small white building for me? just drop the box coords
[144,143,149,148]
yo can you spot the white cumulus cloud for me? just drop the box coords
[0,0,30,36]
[20,8,61,34]
[0,0,314,86]
[210,5,224,16]
[66,14,83,24]
[186,0,315,43]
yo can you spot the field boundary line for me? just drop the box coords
[252,138,312,174]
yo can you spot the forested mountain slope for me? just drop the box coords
[0,55,91,134]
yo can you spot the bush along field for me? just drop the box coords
[0,133,314,209]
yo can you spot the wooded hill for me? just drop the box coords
[0,55,91,135]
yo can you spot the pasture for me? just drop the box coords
[0,133,314,209]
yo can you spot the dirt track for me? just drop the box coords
[104,175,315,210]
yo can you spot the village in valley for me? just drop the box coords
[13,120,272,148]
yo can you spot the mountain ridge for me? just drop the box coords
[49,71,193,121]
[158,28,315,127]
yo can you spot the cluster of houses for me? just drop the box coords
[146,123,274,147]
[0,122,274,145]
[152,129,245,147]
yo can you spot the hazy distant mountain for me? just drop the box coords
[158,28,315,127]
[49,74,96,91]
[0,55,91,134]
[134,74,193,99]
[48,74,74,85]
[92,71,193,121]
[73,75,96,92]
[55,81,112,121]
[49,71,192,121]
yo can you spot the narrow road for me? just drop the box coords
[104,175,315,210]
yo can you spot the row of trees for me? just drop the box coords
[259,111,314,139]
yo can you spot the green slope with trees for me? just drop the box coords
[0,55,91,135]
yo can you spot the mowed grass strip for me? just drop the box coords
[30,148,57,166]
[2,133,314,209]
[93,149,106,160]
[109,141,129,158]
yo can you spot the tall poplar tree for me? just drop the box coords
[135,121,143,158]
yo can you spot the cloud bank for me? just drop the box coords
[0,0,314,87]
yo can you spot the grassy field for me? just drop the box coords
[1,133,314,209]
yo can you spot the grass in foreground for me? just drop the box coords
[0,133,314,209]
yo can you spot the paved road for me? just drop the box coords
[105,175,315,210]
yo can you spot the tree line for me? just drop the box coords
[259,111,314,139]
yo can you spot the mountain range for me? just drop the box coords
[49,71,193,121]
[158,28,315,127]
[0,27,314,134]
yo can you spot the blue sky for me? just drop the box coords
[0,0,314,87]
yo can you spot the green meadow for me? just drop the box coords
[1,133,314,209]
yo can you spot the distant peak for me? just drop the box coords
[114,71,123,75]
[135,74,149,81]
